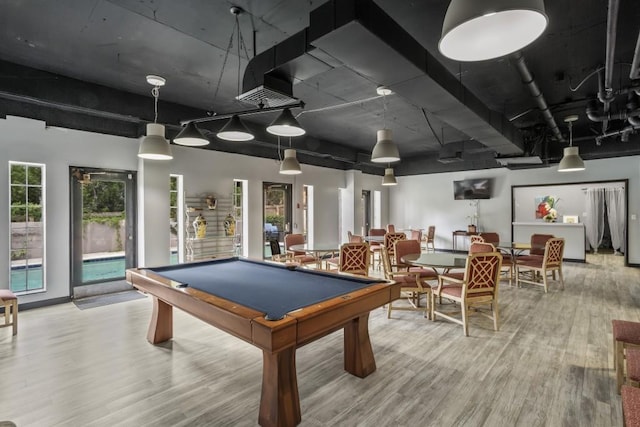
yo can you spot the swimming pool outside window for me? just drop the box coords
[9,161,46,293]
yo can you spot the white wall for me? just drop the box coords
[390,157,640,264]
[0,116,389,304]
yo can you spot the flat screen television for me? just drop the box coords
[453,178,492,200]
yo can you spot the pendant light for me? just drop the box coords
[279,137,302,175]
[371,86,400,163]
[215,7,255,142]
[217,114,254,141]
[381,167,398,186]
[267,108,306,137]
[174,121,209,146]
[439,0,548,62]
[558,115,585,172]
[138,75,173,160]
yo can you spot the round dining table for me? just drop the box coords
[289,243,340,269]
[401,252,467,273]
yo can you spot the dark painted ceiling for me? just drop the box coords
[0,0,639,175]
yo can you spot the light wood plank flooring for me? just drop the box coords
[0,254,637,426]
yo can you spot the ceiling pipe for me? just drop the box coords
[511,51,565,142]
[595,124,639,145]
[630,30,640,80]
[601,0,620,133]
[586,100,640,122]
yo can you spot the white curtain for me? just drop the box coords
[585,188,605,252]
[605,187,626,254]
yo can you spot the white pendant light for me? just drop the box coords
[174,121,209,146]
[439,0,548,62]
[371,87,400,163]
[138,75,172,160]
[267,108,306,137]
[558,115,584,172]
[382,168,397,186]
[139,123,172,160]
[280,149,302,175]
[217,114,254,141]
[372,129,400,163]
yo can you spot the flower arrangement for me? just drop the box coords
[536,196,560,222]
[466,200,479,225]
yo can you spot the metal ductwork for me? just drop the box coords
[241,0,525,163]
[510,51,564,143]
[600,0,621,132]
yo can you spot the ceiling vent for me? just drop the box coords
[496,156,543,166]
[237,73,298,107]
[438,151,464,164]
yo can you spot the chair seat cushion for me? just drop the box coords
[295,255,317,264]
[627,348,640,382]
[393,275,421,287]
[0,289,17,300]
[516,255,543,263]
[408,267,437,279]
[517,259,543,268]
[613,320,640,345]
[440,285,493,298]
[441,272,464,281]
[622,385,640,426]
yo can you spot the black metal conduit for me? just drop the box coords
[511,52,565,143]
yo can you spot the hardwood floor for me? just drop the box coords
[1,254,637,426]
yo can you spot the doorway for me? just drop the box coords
[362,190,371,237]
[70,167,137,297]
[263,182,292,259]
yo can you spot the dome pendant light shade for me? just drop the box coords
[174,122,209,146]
[558,147,585,172]
[279,149,302,175]
[267,108,306,137]
[439,0,548,61]
[381,168,398,186]
[138,123,173,160]
[217,115,255,141]
[371,129,400,163]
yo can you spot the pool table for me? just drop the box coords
[125,257,399,427]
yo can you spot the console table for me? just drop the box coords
[452,230,478,251]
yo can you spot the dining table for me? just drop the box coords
[289,243,341,269]
[401,252,468,273]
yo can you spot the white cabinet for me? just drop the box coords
[513,222,586,261]
[185,195,236,261]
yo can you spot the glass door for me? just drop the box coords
[70,167,136,288]
[263,182,292,259]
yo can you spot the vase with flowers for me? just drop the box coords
[536,196,560,222]
[466,200,479,233]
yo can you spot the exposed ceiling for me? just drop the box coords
[0,0,639,175]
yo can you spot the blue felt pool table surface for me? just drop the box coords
[149,257,379,320]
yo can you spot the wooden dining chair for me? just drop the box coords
[368,228,387,269]
[337,242,370,276]
[423,226,436,252]
[0,288,18,335]
[479,232,500,246]
[380,246,433,319]
[326,235,364,270]
[284,233,318,267]
[384,232,407,265]
[431,251,503,336]
[387,224,395,233]
[516,237,565,293]
[515,234,554,263]
[410,229,422,242]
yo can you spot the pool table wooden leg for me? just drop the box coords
[259,346,301,427]
[147,296,173,344]
[344,313,376,378]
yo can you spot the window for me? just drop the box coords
[169,174,183,264]
[9,161,45,293]
[233,180,246,256]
